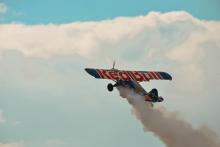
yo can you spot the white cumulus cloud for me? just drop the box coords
[0,142,24,147]
[1,11,214,59]
[1,11,219,95]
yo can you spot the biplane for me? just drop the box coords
[85,62,172,106]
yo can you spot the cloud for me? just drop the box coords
[0,3,7,14]
[1,11,219,95]
[0,142,24,147]
[43,139,66,147]
[0,11,220,145]
[0,11,213,58]
[0,110,6,124]
[0,10,219,112]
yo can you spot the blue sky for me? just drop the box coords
[0,1,220,147]
[2,0,220,24]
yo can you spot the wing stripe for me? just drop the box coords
[96,69,104,78]
[127,71,135,80]
[146,72,153,80]
[156,72,163,79]
[154,72,162,79]
[142,72,150,81]
[149,72,157,80]
[152,72,159,80]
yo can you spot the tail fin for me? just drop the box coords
[149,88,158,97]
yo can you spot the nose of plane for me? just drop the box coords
[84,68,90,73]
[85,68,94,76]
[84,68,100,78]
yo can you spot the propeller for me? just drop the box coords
[113,60,116,69]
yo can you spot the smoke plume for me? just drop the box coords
[117,87,220,147]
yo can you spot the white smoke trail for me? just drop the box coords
[117,87,220,147]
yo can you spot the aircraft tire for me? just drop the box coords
[107,83,114,92]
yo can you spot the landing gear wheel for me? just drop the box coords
[107,83,114,92]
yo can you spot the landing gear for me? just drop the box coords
[107,83,114,92]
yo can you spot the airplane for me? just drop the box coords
[85,61,172,106]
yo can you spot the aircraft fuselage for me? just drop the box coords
[114,80,164,103]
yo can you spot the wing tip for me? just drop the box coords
[84,68,91,75]
[159,72,172,80]
[166,73,172,81]
[167,73,172,80]
[85,68,100,78]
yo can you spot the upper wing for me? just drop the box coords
[85,68,172,82]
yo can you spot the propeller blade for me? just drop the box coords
[113,60,116,69]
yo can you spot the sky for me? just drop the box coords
[0,0,220,147]
[1,0,220,24]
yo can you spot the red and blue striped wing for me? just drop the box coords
[85,68,172,82]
